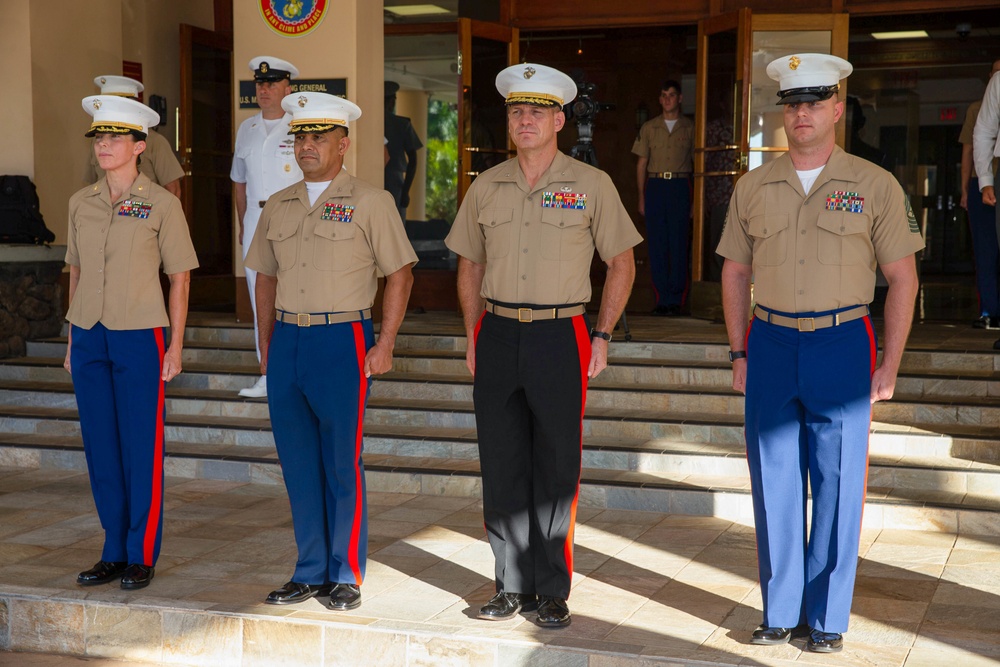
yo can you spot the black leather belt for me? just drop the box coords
[486,302,585,322]
[276,309,372,327]
[754,305,868,332]
[648,172,691,179]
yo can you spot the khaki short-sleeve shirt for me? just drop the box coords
[88,130,185,187]
[716,146,924,313]
[960,101,982,146]
[445,152,642,305]
[631,115,694,173]
[244,169,418,313]
[66,173,199,330]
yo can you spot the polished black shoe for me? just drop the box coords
[807,629,844,653]
[326,583,362,611]
[477,592,537,621]
[264,581,332,605]
[535,596,571,628]
[77,560,128,586]
[749,624,809,645]
[120,564,154,590]
[974,315,990,329]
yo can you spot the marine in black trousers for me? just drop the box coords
[472,309,591,600]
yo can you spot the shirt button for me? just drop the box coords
[521,274,527,280]
[302,262,306,267]
[523,248,528,253]
[798,290,804,294]
[799,259,804,265]
[560,222,565,227]
[527,196,533,202]
[524,222,530,227]
[762,228,767,234]
[300,289,304,293]
[801,229,806,235]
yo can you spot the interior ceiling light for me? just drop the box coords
[870,30,929,40]
[385,4,451,16]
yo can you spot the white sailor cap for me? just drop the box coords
[495,63,577,107]
[281,92,361,134]
[82,95,160,137]
[249,56,299,82]
[766,53,853,105]
[94,75,143,98]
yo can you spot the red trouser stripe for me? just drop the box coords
[347,322,368,585]
[142,328,166,565]
[563,315,591,581]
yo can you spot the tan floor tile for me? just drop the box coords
[931,581,1000,608]
[672,561,759,587]
[865,542,953,566]
[904,646,1000,667]
[855,559,944,581]
[874,529,958,549]
[795,641,909,667]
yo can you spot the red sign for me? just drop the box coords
[939,107,957,122]
[259,0,328,37]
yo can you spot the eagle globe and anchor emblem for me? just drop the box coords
[259,0,329,37]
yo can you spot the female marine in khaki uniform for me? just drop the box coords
[66,95,198,590]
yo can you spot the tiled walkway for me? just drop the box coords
[1,466,998,666]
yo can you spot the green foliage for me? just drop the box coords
[425,99,457,221]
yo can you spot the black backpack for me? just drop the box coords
[0,175,56,245]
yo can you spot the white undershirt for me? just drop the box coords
[262,117,282,134]
[796,165,825,195]
[664,118,678,132]
[305,180,332,206]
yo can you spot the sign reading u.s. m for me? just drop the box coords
[259,0,328,37]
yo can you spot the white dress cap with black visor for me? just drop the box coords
[765,53,853,105]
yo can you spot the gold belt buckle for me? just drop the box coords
[663,172,673,179]
[297,313,311,327]
[518,308,532,323]
[797,317,815,332]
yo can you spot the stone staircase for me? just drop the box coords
[1,316,999,535]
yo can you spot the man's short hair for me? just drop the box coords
[661,80,682,94]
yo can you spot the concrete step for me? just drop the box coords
[1,432,996,536]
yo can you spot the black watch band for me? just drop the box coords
[728,350,747,362]
[590,329,612,342]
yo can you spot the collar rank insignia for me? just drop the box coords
[321,203,354,222]
[117,200,152,218]
[826,191,864,214]
[541,191,587,209]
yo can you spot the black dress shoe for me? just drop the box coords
[477,591,537,621]
[326,583,361,611]
[120,564,154,590]
[265,581,332,605]
[807,629,844,653]
[77,560,128,586]
[535,596,571,628]
[749,624,809,645]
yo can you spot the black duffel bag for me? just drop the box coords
[0,175,56,245]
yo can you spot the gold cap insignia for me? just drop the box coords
[99,77,107,85]
[789,56,801,70]
[297,95,308,107]
[260,62,269,73]
[93,100,102,110]
[523,66,536,80]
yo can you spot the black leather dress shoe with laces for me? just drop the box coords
[749,624,809,645]
[264,581,331,605]
[535,596,571,628]
[807,630,844,653]
[120,564,155,590]
[326,583,362,610]
[77,560,128,586]
[477,592,537,621]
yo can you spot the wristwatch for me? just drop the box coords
[728,350,747,362]
[590,329,612,342]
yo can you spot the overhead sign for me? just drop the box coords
[239,79,347,109]
[259,0,328,37]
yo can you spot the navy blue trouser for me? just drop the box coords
[744,306,876,634]
[267,317,373,586]
[968,176,1000,317]
[644,177,692,307]
[71,323,166,567]
[471,312,591,600]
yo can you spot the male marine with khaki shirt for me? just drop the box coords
[445,63,641,628]
[245,92,416,612]
[717,54,923,654]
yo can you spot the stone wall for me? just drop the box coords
[0,246,66,359]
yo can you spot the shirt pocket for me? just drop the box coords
[477,208,513,259]
[748,214,789,266]
[265,218,301,271]
[540,208,591,261]
[312,220,357,272]
[816,211,872,266]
